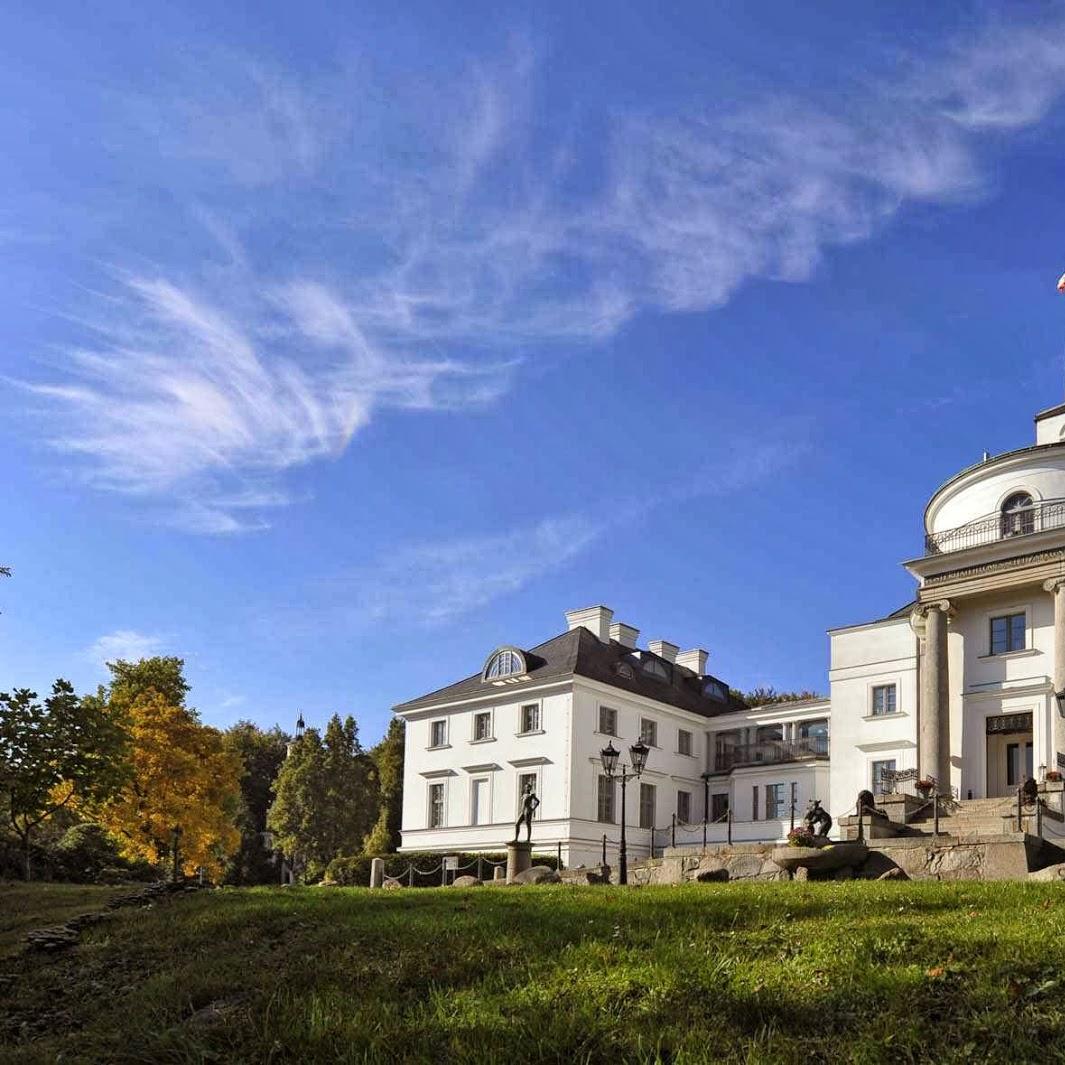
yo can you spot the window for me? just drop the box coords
[639,783,656,829]
[990,612,1026,655]
[715,731,740,770]
[765,783,784,819]
[677,790,692,823]
[1001,492,1034,538]
[597,775,615,823]
[518,772,538,819]
[429,720,447,748]
[520,703,541,733]
[871,758,896,795]
[711,793,729,822]
[678,729,693,756]
[616,662,635,680]
[470,778,490,825]
[871,685,897,717]
[703,678,728,701]
[472,711,492,742]
[640,655,671,682]
[752,785,759,821]
[483,647,527,681]
[640,718,658,747]
[428,783,445,828]
[599,706,618,736]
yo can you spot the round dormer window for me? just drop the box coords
[482,647,527,681]
[1001,492,1034,538]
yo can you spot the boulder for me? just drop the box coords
[382,878,403,890]
[771,842,868,874]
[451,875,483,888]
[512,865,561,885]
[793,866,809,882]
[695,867,729,883]
[1029,862,1065,881]
[877,867,908,881]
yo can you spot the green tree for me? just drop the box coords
[224,721,290,885]
[0,680,129,879]
[268,714,377,879]
[730,687,824,708]
[362,718,405,854]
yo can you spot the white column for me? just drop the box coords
[1043,578,1065,772]
[918,600,953,789]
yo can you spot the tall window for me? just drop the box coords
[640,718,658,747]
[599,706,618,736]
[518,772,538,819]
[871,758,897,795]
[752,785,760,821]
[678,729,693,756]
[990,612,1026,655]
[871,685,897,716]
[471,778,489,825]
[520,704,540,733]
[1001,492,1034,538]
[639,783,656,829]
[473,711,492,741]
[597,775,615,823]
[765,783,784,819]
[430,720,447,748]
[428,783,445,828]
[711,793,729,821]
[677,790,692,823]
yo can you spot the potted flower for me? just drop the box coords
[787,827,818,849]
[1046,770,1062,784]
[916,777,936,798]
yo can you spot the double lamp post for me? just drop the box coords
[599,737,650,885]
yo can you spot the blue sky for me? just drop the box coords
[5,1,1065,742]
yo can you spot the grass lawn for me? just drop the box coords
[0,882,122,958]
[3,881,1065,1063]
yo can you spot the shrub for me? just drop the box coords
[324,850,560,887]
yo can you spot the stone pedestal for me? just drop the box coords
[493,865,505,882]
[369,857,385,889]
[506,841,532,884]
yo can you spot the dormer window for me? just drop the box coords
[482,647,527,682]
[640,654,671,682]
[703,679,728,702]
[1001,492,1035,538]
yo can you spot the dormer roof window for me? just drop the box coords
[482,647,528,683]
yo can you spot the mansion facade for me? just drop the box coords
[394,401,1065,868]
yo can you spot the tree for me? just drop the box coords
[0,680,129,878]
[92,658,242,880]
[223,721,290,885]
[731,687,825,708]
[362,718,405,854]
[268,714,377,879]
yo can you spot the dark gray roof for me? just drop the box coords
[393,627,741,719]
[883,599,917,620]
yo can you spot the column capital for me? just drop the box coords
[916,599,955,620]
[1044,577,1065,594]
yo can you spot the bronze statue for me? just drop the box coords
[1022,776,1039,806]
[804,799,832,838]
[513,782,540,842]
[856,789,876,816]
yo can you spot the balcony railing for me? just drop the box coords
[714,736,829,772]
[925,498,1065,556]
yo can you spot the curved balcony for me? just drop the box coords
[925,498,1065,556]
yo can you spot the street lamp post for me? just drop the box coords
[600,738,650,885]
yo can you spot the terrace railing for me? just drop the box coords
[925,498,1065,556]
[714,736,829,772]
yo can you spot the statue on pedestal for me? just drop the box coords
[513,782,540,843]
[804,799,832,839]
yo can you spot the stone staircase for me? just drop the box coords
[906,796,1021,837]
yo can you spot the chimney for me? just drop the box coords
[675,648,709,675]
[647,639,678,664]
[565,605,614,643]
[609,622,640,648]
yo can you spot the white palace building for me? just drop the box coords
[394,401,1065,868]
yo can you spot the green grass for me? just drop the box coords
[4,881,1065,1063]
[0,882,121,957]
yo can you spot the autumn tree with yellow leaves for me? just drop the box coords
[91,658,242,879]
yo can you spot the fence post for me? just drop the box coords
[671,813,676,849]
[727,807,732,846]
[477,856,483,882]
[1018,787,1024,832]
[933,792,940,836]
[702,816,707,849]
[602,834,607,867]
[370,857,385,889]
[557,841,562,871]
[441,862,447,888]
[1037,798,1044,838]
[790,802,795,832]
[408,863,414,888]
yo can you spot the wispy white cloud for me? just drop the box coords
[83,629,164,666]
[25,16,1065,531]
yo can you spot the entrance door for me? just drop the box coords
[986,712,1034,797]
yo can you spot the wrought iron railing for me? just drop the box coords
[714,736,829,771]
[925,498,1065,555]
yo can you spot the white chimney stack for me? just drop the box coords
[565,605,614,643]
[647,639,678,664]
[609,622,640,648]
[675,648,709,675]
